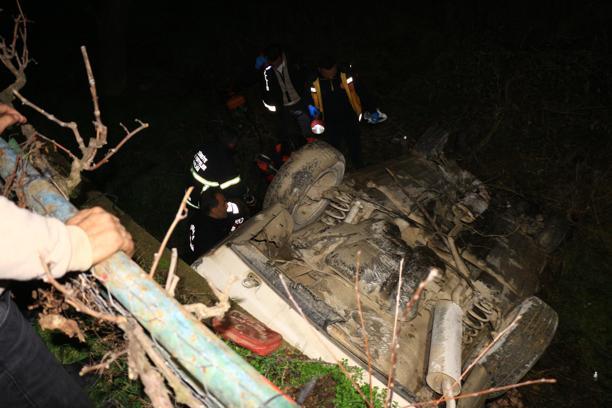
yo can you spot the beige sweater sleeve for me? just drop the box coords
[0,197,93,280]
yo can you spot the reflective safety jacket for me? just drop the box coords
[260,53,308,113]
[310,71,362,120]
[187,144,243,209]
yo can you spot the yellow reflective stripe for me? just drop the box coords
[219,176,241,190]
[190,168,220,187]
[340,72,362,116]
[311,78,324,114]
[191,169,240,191]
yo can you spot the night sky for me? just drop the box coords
[1,1,611,406]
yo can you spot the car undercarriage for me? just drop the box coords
[196,133,561,407]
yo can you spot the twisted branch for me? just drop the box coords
[150,187,193,279]
[0,1,29,103]
[10,44,148,193]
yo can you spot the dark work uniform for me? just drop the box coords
[260,54,311,150]
[186,143,245,210]
[312,76,364,168]
[185,211,234,264]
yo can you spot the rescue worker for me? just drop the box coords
[308,55,388,168]
[185,188,241,263]
[260,44,311,150]
[186,130,249,211]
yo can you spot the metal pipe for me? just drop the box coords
[426,300,463,399]
[0,137,297,408]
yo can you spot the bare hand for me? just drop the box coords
[0,103,27,134]
[67,207,135,265]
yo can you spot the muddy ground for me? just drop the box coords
[3,2,611,406]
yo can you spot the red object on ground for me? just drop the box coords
[226,94,246,111]
[212,310,283,356]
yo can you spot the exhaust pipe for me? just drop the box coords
[427,300,463,407]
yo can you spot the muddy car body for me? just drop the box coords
[193,134,560,407]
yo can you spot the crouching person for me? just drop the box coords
[185,188,243,264]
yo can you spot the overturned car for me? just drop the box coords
[193,132,561,407]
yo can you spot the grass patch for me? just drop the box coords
[37,320,394,407]
[36,320,148,408]
[231,344,393,407]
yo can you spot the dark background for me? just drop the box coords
[1,1,611,406]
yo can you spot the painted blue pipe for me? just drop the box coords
[0,137,297,408]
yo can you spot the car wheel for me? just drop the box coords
[263,141,345,230]
[474,296,558,398]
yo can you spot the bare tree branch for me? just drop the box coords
[8,43,148,193]
[278,274,373,407]
[0,1,29,103]
[89,119,148,170]
[430,314,523,407]
[405,378,556,407]
[33,130,80,162]
[164,248,179,295]
[41,258,126,325]
[385,267,438,407]
[127,323,173,408]
[80,349,128,376]
[13,89,86,151]
[150,187,193,279]
[385,258,404,407]
[184,280,233,321]
[354,250,374,408]
[80,46,105,143]
[129,320,205,408]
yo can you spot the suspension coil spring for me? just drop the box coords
[321,191,353,226]
[463,298,496,345]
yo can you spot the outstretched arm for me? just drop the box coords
[0,198,134,281]
[0,103,27,134]
[0,103,134,282]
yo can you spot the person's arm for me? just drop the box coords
[0,103,133,281]
[0,197,91,280]
[346,64,380,113]
[0,103,26,134]
[0,198,134,281]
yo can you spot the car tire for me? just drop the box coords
[263,141,345,230]
[475,296,558,398]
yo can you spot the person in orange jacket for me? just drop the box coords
[307,55,388,168]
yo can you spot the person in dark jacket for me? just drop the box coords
[185,188,237,263]
[186,130,247,210]
[260,44,311,150]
